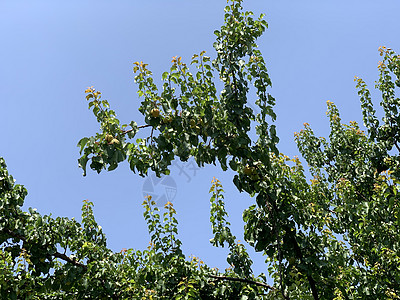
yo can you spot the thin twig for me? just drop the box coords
[178,63,194,97]
[150,127,154,147]
[200,55,206,84]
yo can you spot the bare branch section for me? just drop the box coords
[208,274,275,290]
[122,124,152,135]
[53,252,87,269]
[395,142,400,153]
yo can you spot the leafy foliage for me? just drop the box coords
[2,0,400,299]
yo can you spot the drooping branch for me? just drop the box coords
[3,228,87,270]
[208,274,275,290]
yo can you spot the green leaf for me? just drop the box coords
[77,137,89,154]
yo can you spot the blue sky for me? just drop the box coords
[1,0,400,277]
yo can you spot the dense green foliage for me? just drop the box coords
[2,0,400,298]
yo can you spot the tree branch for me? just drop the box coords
[289,232,319,300]
[3,228,87,270]
[208,274,275,290]
[122,124,152,135]
[394,141,400,153]
[53,252,87,269]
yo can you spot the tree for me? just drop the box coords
[1,0,400,298]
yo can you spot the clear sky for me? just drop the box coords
[1,0,400,277]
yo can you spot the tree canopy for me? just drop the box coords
[2,1,400,299]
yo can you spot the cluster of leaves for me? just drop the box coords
[77,0,276,179]
[3,0,400,298]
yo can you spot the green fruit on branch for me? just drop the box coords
[243,165,254,176]
[105,134,113,143]
[163,116,172,123]
[150,108,160,118]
